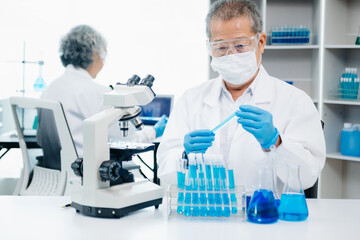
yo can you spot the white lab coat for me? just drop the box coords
[157,66,326,192]
[40,65,155,156]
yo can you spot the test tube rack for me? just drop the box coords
[166,185,246,220]
[270,25,311,45]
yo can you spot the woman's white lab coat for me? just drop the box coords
[157,66,326,192]
[40,65,155,156]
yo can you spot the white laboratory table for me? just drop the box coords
[0,196,359,240]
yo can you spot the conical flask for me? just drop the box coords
[278,164,308,221]
[33,61,46,91]
[247,159,279,224]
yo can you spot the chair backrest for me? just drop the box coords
[10,96,80,196]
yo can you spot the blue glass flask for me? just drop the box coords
[278,164,308,221]
[247,161,279,224]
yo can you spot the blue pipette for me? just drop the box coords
[212,112,237,133]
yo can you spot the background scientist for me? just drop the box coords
[157,0,326,192]
[37,25,167,170]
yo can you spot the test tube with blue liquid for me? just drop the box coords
[212,157,223,217]
[204,154,216,217]
[188,154,200,216]
[219,157,230,217]
[176,158,187,214]
[196,154,208,217]
[184,167,192,217]
[227,161,238,214]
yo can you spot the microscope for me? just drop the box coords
[70,74,164,218]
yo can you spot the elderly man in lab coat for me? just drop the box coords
[157,0,326,192]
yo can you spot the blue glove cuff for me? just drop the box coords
[261,128,279,150]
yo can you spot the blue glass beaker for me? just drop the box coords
[247,161,279,224]
[278,164,308,221]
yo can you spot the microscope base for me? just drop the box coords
[71,179,164,218]
[72,198,162,218]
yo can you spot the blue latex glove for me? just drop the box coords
[153,115,168,137]
[184,129,215,155]
[235,105,279,150]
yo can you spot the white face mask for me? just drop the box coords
[210,50,260,86]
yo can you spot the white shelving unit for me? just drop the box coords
[259,0,360,199]
[209,0,360,199]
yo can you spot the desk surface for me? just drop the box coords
[0,196,359,240]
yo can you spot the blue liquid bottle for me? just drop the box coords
[278,164,308,221]
[247,159,279,224]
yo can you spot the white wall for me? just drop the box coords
[0,0,209,103]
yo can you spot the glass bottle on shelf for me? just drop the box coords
[356,25,360,45]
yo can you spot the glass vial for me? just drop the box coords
[278,164,308,221]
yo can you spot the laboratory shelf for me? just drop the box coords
[324,45,360,49]
[265,45,319,50]
[323,99,360,106]
[326,152,360,163]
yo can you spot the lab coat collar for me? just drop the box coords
[203,65,272,108]
[65,64,93,80]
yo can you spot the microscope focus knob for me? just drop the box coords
[71,158,83,177]
[99,160,122,182]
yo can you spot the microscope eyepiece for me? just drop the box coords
[140,74,155,87]
[126,74,141,86]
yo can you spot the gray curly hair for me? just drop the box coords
[206,0,263,39]
[59,25,107,69]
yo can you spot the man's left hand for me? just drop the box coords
[235,105,279,150]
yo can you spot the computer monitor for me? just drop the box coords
[140,94,174,125]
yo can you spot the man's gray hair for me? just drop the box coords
[59,25,107,69]
[206,0,263,39]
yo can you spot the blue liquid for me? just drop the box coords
[184,192,191,216]
[278,193,308,221]
[247,189,279,224]
[208,193,216,217]
[184,181,192,216]
[215,193,222,217]
[205,164,213,188]
[222,193,230,217]
[213,165,220,191]
[177,172,185,214]
[228,169,237,214]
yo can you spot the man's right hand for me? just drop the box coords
[184,129,215,155]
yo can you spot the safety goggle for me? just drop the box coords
[207,33,259,57]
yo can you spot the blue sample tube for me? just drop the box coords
[205,156,215,217]
[184,169,192,217]
[278,193,308,221]
[212,161,222,217]
[197,154,208,217]
[219,163,230,217]
[228,168,238,214]
[176,158,186,214]
[189,155,199,217]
